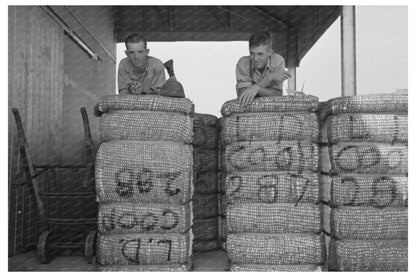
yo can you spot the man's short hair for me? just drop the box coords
[125,33,147,49]
[249,30,273,48]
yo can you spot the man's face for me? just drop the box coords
[125,41,149,69]
[249,44,273,70]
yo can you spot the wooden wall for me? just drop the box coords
[8,6,116,256]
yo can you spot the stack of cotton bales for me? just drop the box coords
[220,96,326,271]
[192,113,220,252]
[94,95,194,271]
[320,94,408,271]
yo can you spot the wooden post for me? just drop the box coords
[288,66,296,91]
[341,5,357,96]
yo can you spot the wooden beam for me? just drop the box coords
[208,7,229,30]
[65,6,116,63]
[39,6,99,60]
[251,7,289,29]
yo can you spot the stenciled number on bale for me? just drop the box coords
[335,145,382,172]
[115,167,135,198]
[101,208,180,232]
[275,146,294,169]
[114,167,182,197]
[227,173,312,204]
[338,176,400,208]
[120,238,141,264]
[119,238,173,263]
[137,168,153,193]
[370,176,398,209]
[348,115,369,140]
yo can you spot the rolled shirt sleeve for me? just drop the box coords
[117,59,132,94]
[270,55,285,91]
[235,56,253,92]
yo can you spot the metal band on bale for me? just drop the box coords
[95,141,192,204]
[221,113,319,145]
[98,95,194,115]
[224,172,320,204]
[330,206,407,240]
[100,111,193,143]
[97,232,190,266]
[221,95,319,116]
[225,141,319,172]
[328,239,407,271]
[98,202,191,234]
[331,175,407,207]
[230,264,322,271]
[227,233,326,265]
[329,143,408,174]
[327,113,407,144]
[227,203,323,234]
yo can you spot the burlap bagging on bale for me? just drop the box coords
[330,207,407,240]
[193,171,218,194]
[192,239,220,252]
[99,110,193,143]
[227,203,322,234]
[230,264,322,271]
[326,114,407,144]
[193,113,218,149]
[192,217,219,241]
[221,95,319,116]
[328,239,408,271]
[329,143,407,174]
[192,193,219,219]
[225,141,319,172]
[319,93,408,118]
[97,262,191,271]
[97,94,194,115]
[227,233,325,265]
[98,202,191,234]
[97,232,191,265]
[193,148,218,173]
[331,175,408,207]
[221,113,319,144]
[95,141,192,204]
[224,172,320,204]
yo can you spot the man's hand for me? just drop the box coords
[268,69,292,83]
[238,84,260,106]
[128,81,144,94]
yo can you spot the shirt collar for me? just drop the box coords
[251,55,272,75]
[129,57,149,73]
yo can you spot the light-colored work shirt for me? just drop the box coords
[236,52,285,94]
[118,56,166,94]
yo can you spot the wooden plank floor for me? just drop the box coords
[8,250,229,271]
